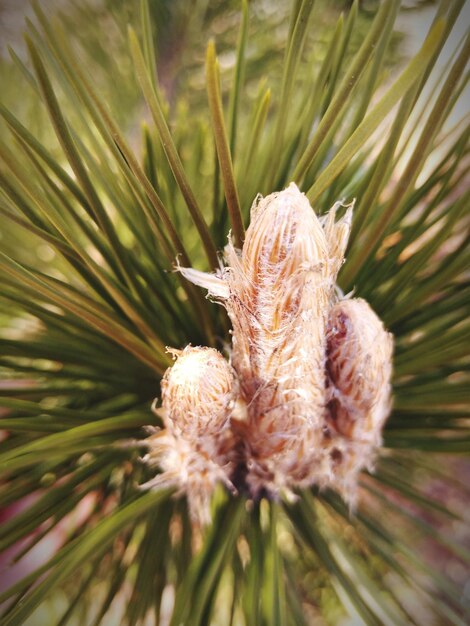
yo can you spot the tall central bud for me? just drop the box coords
[224,184,351,492]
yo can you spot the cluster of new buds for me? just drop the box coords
[142,183,393,523]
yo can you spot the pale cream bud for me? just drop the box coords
[141,346,237,525]
[325,298,393,444]
[222,185,355,494]
[161,346,235,438]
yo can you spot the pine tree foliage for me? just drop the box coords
[0,0,469,624]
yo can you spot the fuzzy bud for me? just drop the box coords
[141,346,237,525]
[326,298,393,444]
[162,346,235,438]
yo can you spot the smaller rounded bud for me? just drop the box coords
[161,346,235,437]
[326,298,393,444]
